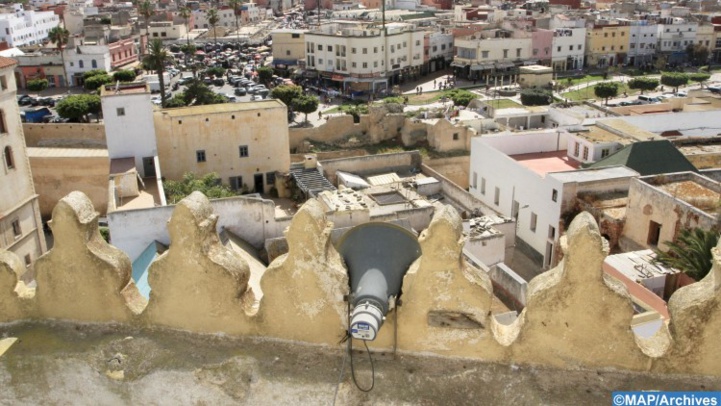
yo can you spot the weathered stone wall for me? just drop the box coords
[320,151,422,184]
[23,123,106,148]
[288,115,367,151]
[425,155,470,189]
[2,190,720,377]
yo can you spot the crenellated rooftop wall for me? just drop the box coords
[1,190,721,376]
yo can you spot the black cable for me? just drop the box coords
[347,300,375,393]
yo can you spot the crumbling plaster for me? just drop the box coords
[1,191,721,377]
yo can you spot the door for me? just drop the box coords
[254,173,264,193]
[142,157,156,177]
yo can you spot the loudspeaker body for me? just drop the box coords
[337,222,421,340]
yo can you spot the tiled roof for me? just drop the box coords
[0,56,18,69]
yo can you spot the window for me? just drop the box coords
[24,254,31,266]
[362,62,368,68]
[373,47,378,53]
[116,107,125,116]
[481,177,486,195]
[648,221,661,245]
[196,150,206,162]
[582,146,589,160]
[481,50,489,58]
[327,46,332,51]
[318,58,323,64]
[548,225,556,239]
[516,48,521,57]
[530,212,537,232]
[286,50,291,56]
[229,176,243,191]
[292,33,300,38]
[352,62,357,68]
[352,47,356,54]
[453,133,459,141]
[91,59,97,68]
[574,142,580,157]
[494,187,499,205]
[601,148,610,158]
[415,40,420,46]
[551,189,558,202]
[503,49,508,58]
[0,111,5,133]
[78,60,84,68]
[318,44,323,50]
[569,45,573,51]
[472,172,477,189]
[266,171,276,186]
[239,145,249,158]
[3,145,13,170]
[604,33,608,38]
[0,76,6,91]
[363,48,367,54]
[373,61,378,68]
[11,219,21,237]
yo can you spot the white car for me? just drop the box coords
[250,95,265,101]
[151,96,162,105]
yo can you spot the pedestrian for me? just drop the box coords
[433,79,436,87]
[419,87,423,95]
[318,111,322,120]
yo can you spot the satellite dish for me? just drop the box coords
[337,222,421,341]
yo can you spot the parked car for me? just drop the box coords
[706,85,721,94]
[37,97,56,107]
[179,76,194,85]
[213,78,225,86]
[250,94,265,101]
[17,94,32,105]
[224,94,237,102]
[234,87,247,96]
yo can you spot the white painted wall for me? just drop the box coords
[102,90,157,175]
[628,24,657,61]
[465,233,505,266]
[551,27,585,69]
[0,7,60,47]
[108,196,291,262]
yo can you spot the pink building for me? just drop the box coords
[109,38,138,69]
[531,29,553,65]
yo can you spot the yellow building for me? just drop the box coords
[0,57,46,266]
[585,23,630,68]
[153,101,291,194]
[271,29,306,69]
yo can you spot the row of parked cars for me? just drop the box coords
[17,94,57,107]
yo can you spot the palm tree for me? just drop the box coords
[48,26,70,88]
[655,228,720,281]
[138,0,154,55]
[228,0,241,48]
[143,39,171,106]
[207,8,219,46]
[178,6,191,67]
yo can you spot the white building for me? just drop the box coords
[427,31,453,61]
[551,27,586,71]
[0,57,47,267]
[657,18,697,63]
[453,29,532,82]
[0,4,60,47]
[304,22,425,93]
[626,21,657,67]
[100,82,158,177]
[147,21,187,41]
[468,131,638,269]
[65,45,112,87]
[192,8,236,30]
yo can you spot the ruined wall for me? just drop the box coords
[685,153,721,170]
[421,163,498,215]
[320,151,421,184]
[23,123,106,148]
[288,115,367,151]
[28,151,109,218]
[290,149,367,163]
[427,119,476,152]
[3,191,721,377]
[425,155,470,189]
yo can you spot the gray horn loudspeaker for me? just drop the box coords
[337,222,421,341]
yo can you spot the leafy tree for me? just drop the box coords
[340,103,368,123]
[164,93,187,108]
[292,94,319,122]
[208,8,220,45]
[27,78,48,91]
[143,39,172,106]
[205,66,225,78]
[661,72,689,92]
[83,69,107,80]
[84,74,112,90]
[138,0,153,55]
[257,66,273,85]
[182,79,226,105]
[654,54,668,72]
[627,77,658,95]
[113,69,137,82]
[163,172,238,204]
[444,89,475,106]
[686,43,709,66]
[270,85,302,106]
[655,228,719,281]
[520,88,553,106]
[689,72,711,88]
[594,81,619,105]
[48,26,70,87]
[56,94,101,122]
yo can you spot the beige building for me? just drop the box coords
[153,101,290,194]
[0,57,46,265]
[271,29,306,68]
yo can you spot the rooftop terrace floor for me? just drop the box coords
[511,150,580,176]
[1,322,718,404]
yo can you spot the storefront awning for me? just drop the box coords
[470,63,494,71]
[495,62,515,69]
[451,61,468,68]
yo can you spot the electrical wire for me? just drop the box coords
[332,336,349,406]
[346,300,375,393]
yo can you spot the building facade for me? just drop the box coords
[271,29,306,68]
[0,57,46,266]
[584,22,630,68]
[0,4,60,47]
[65,45,112,86]
[551,27,586,71]
[626,22,656,67]
[453,29,532,83]
[656,18,697,64]
[153,101,290,194]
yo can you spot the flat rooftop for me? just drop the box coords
[571,125,632,145]
[115,177,162,211]
[158,99,285,117]
[510,150,580,176]
[0,322,714,404]
[656,180,721,215]
[27,147,109,158]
